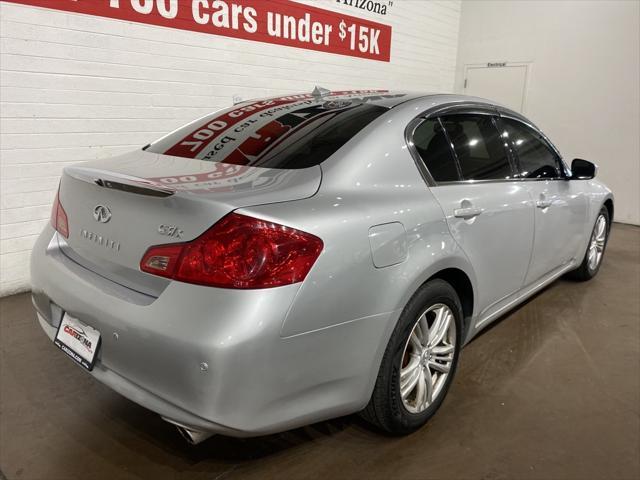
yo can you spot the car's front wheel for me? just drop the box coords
[361,279,463,435]
[568,206,610,281]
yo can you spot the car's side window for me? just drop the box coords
[501,118,561,179]
[439,114,514,181]
[412,119,461,182]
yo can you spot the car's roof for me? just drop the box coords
[368,91,532,127]
[235,89,440,110]
[246,89,500,109]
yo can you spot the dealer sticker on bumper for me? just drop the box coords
[54,313,101,371]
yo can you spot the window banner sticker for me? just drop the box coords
[3,0,392,62]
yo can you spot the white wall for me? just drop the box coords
[0,1,462,296]
[455,0,640,225]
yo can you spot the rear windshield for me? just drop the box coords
[147,97,387,169]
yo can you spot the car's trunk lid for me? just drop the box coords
[57,150,321,296]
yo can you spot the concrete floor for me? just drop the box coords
[1,224,638,480]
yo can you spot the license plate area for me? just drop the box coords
[54,313,101,371]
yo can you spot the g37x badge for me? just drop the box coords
[158,224,183,239]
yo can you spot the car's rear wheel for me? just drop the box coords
[361,279,462,435]
[568,206,610,281]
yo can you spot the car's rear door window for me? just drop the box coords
[500,118,562,179]
[412,119,461,182]
[439,114,514,181]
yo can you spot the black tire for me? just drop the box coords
[361,279,463,435]
[567,206,610,281]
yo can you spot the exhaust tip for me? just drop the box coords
[175,426,214,445]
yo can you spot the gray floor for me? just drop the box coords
[1,224,638,480]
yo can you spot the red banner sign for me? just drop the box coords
[3,0,392,61]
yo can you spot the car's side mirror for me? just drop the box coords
[570,158,597,180]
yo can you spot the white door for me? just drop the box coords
[464,64,528,112]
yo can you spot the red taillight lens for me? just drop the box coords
[50,188,69,238]
[140,213,323,289]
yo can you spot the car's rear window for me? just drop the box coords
[147,98,388,169]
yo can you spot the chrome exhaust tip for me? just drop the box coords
[175,425,214,445]
[162,418,215,445]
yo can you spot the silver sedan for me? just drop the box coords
[31,90,613,443]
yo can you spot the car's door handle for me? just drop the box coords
[453,207,484,219]
[536,193,552,209]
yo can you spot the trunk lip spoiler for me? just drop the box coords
[65,166,175,197]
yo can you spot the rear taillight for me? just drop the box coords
[140,213,323,289]
[50,188,69,238]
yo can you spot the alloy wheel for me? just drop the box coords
[399,303,457,414]
[587,214,607,271]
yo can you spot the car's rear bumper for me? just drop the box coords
[35,313,243,435]
[31,227,392,436]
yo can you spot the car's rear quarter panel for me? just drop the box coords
[240,104,479,411]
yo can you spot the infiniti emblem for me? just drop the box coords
[93,205,112,223]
